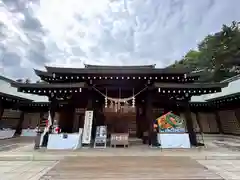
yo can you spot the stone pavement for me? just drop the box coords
[0,161,58,180]
[0,135,240,179]
[198,160,240,180]
[1,148,240,180]
[41,156,223,180]
[0,137,35,152]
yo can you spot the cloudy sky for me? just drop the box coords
[0,0,240,80]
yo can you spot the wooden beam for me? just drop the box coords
[86,87,93,110]
[184,102,197,146]
[195,112,203,133]
[14,111,25,136]
[146,91,154,145]
[234,108,240,125]
[214,111,223,134]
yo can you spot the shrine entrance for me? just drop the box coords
[104,111,137,137]
[93,86,146,139]
[103,97,137,138]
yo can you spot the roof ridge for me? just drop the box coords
[84,64,156,69]
[0,75,16,83]
[221,74,240,83]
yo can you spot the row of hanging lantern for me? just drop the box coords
[44,76,197,82]
[0,96,20,102]
[46,73,196,81]
[21,88,82,94]
[62,75,183,80]
[158,88,217,94]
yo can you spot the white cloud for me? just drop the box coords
[1,0,240,79]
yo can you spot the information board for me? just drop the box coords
[158,133,190,148]
[75,128,83,149]
[110,133,129,148]
[160,127,185,133]
[94,126,107,148]
[82,110,94,144]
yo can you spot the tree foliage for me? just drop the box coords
[25,78,31,83]
[16,79,23,83]
[170,21,240,82]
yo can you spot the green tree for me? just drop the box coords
[170,21,240,82]
[16,79,23,83]
[25,78,31,83]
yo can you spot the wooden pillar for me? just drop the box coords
[195,112,203,133]
[234,109,240,127]
[146,91,153,145]
[40,112,45,124]
[42,95,57,147]
[66,108,74,133]
[14,111,25,136]
[51,93,59,120]
[214,111,223,134]
[0,100,4,125]
[49,96,58,130]
[87,87,93,110]
[184,102,197,146]
[34,111,45,149]
[136,105,142,138]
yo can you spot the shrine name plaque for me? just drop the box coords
[110,133,129,148]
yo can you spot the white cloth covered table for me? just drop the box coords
[0,130,15,139]
[21,129,37,137]
[158,133,191,148]
[47,133,81,150]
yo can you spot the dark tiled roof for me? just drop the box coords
[154,82,228,89]
[45,66,192,75]
[0,75,16,83]
[11,82,85,89]
[34,69,52,77]
[84,64,156,69]
[0,92,32,101]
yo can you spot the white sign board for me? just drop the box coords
[158,133,191,148]
[74,128,83,149]
[94,126,107,148]
[82,110,94,144]
[0,130,15,139]
[47,133,79,150]
[21,129,37,137]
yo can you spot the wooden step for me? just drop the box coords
[41,156,223,180]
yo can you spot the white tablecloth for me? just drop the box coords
[21,129,37,137]
[158,133,191,148]
[0,130,15,139]
[47,133,81,150]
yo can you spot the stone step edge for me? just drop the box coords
[0,155,240,161]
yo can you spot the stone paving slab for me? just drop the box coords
[0,135,240,179]
[1,147,240,161]
[0,137,35,152]
[0,161,58,180]
[41,156,223,180]
[198,160,240,180]
[0,154,240,179]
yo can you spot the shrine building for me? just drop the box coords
[4,64,229,146]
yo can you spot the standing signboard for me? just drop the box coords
[82,110,94,145]
[110,133,129,148]
[74,128,83,149]
[94,126,107,148]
